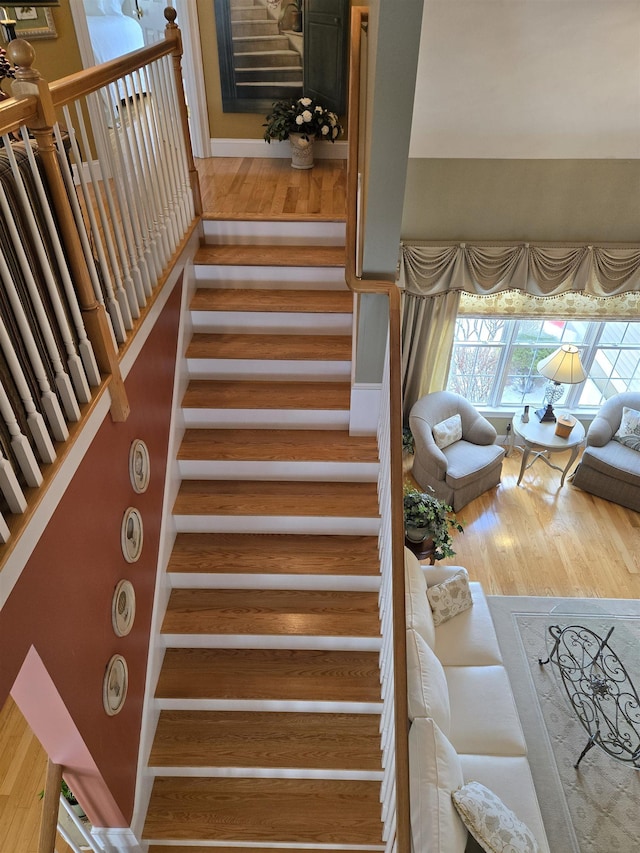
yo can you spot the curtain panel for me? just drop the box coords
[401,242,640,299]
[399,241,640,417]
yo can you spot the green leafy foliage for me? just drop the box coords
[403,484,464,560]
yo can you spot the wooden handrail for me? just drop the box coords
[38,760,63,853]
[344,8,410,852]
[48,35,178,107]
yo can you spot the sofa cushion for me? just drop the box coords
[406,628,451,731]
[409,717,468,853]
[433,413,463,449]
[458,756,550,853]
[423,568,503,666]
[404,548,436,648]
[452,781,542,853]
[444,666,527,756]
[427,567,473,626]
[614,406,640,451]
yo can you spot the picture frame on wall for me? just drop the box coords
[5,6,57,41]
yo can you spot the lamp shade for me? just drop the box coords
[537,345,586,385]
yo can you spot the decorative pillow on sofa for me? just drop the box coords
[406,628,451,731]
[432,413,463,449]
[427,568,473,626]
[452,781,541,853]
[613,406,640,451]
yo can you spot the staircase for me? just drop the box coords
[231,0,303,101]
[142,217,386,850]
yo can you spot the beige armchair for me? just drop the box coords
[571,392,640,512]
[409,391,505,511]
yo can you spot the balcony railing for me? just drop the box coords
[0,9,200,557]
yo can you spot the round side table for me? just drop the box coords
[512,413,585,487]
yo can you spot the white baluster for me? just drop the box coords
[0,449,27,514]
[72,99,134,331]
[0,380,42,487]
[0,315,56,464]
[0,511,10,544]
[1,138,82,422]
[61,106,127,343]
[52,121,118,359]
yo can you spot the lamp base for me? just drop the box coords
[536,404,556,423]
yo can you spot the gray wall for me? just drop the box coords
[402,159,640,241]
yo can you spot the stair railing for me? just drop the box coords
[344,7,410,853]
[0,9,200,562]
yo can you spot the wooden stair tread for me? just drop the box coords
[173,480,380,517]
[182,379,351,410]
[187,332,351,360]
[167,533,380,575]
[178,428,378,462]
[195,243,345,267]
[149,710,382,768]
[155,648,380,701]
[191,288,352,313]
[143,777,383,844]
[161,588,380,636]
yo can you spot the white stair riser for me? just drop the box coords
[177,460,379,481]
[168,572,380,592]
[146,766,384,781]
[182,409,349,429]
[194,264,347,288]
[182,408,350,430]
[187,358,352,380]
[191,310,352,334]
[202,219,345,245]
[161,634,381,652]
[173,516,380,536]
[155,698,384,714]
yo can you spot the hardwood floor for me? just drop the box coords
[430,449,640,599]
[195,156,347,220]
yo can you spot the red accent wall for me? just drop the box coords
[0,277,183,824]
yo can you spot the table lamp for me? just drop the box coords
[535,344,586,422]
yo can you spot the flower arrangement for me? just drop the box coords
[263,96,343,143]
[403,484,464,560]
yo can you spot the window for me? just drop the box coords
[447,318,640,410]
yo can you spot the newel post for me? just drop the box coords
[164,7,203,216]
[6,39,130,422]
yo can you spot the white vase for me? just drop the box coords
[405,524,429,543]
[289,132,314,169]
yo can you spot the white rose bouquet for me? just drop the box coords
[263,96,343,143]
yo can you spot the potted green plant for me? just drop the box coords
[0,46,16,100]
[263,96,343,169]
[403,484,464,559]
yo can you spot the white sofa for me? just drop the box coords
[404,548,550,852]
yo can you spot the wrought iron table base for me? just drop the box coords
[539,623,640,770]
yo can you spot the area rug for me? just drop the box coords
[487,595,640,853]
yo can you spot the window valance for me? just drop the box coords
[400,242,640,299]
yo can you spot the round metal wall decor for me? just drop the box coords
[112,580,136,637]
[121,507,143,563]
[103,654,128,716]
[129,439,150,494]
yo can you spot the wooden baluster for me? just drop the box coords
[7,39,130,423]
[164,7,202,216]
[38,760,63,853]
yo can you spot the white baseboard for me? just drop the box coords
[91,826,144,852]
[210,137,348,159]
